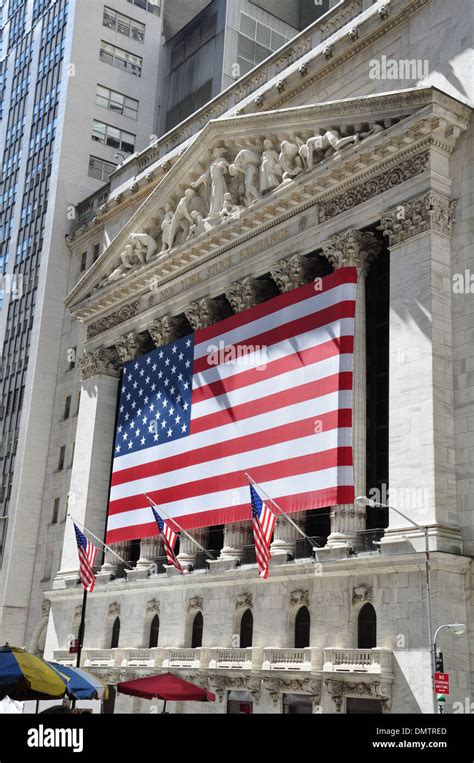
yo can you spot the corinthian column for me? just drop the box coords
[320,229,380,547]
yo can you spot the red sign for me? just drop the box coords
[434,672,450,695]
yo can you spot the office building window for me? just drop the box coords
[57,445,65,471]
[63,395,71,419]
[91,120,135,153]
[52,497,60,524]
[96,85,138,119]
[88,155,117,181]
[103,6,145,41]
[93,243,100,262]
[127,0,160,15]
[80,251,87,271]
[237,13,288,76]
[99,40,142,76]
[68,347,76,370]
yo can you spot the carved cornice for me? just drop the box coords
[79,347,120,381]
[263,677,322,706]
[325,678,392,711]
[87,302,140,340]
[379,190,457,246]
[321,229,381,275]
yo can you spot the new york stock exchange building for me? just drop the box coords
[42,0,473,715]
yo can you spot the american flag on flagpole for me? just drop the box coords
[148,500,184,574]
[106,268,357,543]
[249,483,276,578]
[73,523,98,592]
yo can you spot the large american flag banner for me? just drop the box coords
[106,267,357,544]
[73,523,98,592]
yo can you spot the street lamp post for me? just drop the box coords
[433,623,465,713]
[356,496,436,712]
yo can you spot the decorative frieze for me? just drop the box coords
[263,677,321,706]
[318,152,429,222]
[145,598,160,615]
[325,679,392,712]
[108,602,120,617]
[87,302,140,339]
[79,347,120,381]
[290,589,309,608]
[379,190,457,246]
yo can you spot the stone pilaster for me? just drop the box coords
[378,190,461,552]
[57,350,121,586]
[320,229,380,547]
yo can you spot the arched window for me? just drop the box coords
[294,606,310,648]
[191,611,203,648]
[149,614,159,648]
[111,617,120,649]
[358,603,376,648]
[239,609,253,648]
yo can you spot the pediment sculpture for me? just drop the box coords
[100,123,385,288]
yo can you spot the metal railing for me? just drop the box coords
[294,536,327,559]
[354,528,385,553]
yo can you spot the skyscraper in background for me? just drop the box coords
[0,0,314,646]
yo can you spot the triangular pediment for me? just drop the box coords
[66,87,469,325]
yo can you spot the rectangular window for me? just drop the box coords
[93,243,100,262]
[103,6,145,41]
[96,84,138,119]
[68,347,76,371]
[58,445,65,471]
[52,497,60,524]
[99,40,142,76]
[88,155,117,181]
[127,0,160,15]
[91,121,135,154]
[80,251,87,271]
[63,395,71,420]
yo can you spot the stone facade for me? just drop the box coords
[6,0,473,715]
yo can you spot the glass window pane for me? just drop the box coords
[121,131,135,152]
[91,121,106,142]
[106,126,120,148]
[117,17,130,36]
[103,7,116,29]
[131,22,145,41]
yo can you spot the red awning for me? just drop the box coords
[116,672,215,702]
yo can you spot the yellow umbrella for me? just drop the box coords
[0,644,68,701]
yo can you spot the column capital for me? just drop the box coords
[270,254,316,293]
[79,347,120,381]
[184,297,227,330]
[379,190,457,246]
[225,276,272,313]
[147,315,185,348]
[320,229,380,276]
[114,331,145,363]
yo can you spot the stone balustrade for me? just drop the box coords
[323,647,393,674]
[120,648,163,668]
[161,647,210,669]
[261,647,321,671]
[208,647,262,670]
[52,650,77,666]
[82,649,116,667]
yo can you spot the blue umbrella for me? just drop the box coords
[49,663,109,701]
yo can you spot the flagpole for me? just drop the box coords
[68,514,135,569]
[71,587,87,710]
[244,472,320,562]
[144,495,216,561]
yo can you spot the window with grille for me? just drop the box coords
[237,12,288,76]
